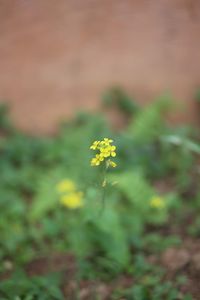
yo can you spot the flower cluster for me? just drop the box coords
[150,196,165,209]
[56,179,83,209]
[90,138,117,167]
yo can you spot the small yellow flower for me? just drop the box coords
[110,145,116,157]
[90,138,117,167]
[60,192,83,209]
[150,196,165,209]
[56,179,76,193]
[91,154,105,166]
[90,140,100,150]
[101,138,113,145]
[100,145,116,158]
[91,157,99,166]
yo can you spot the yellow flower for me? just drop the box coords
[56,179,76,193]
[150,196,165,209]
[90,140,100,150]
[91,154,104,166]
[101,138,113,145]
[110,145,116,157]
[100,145,116,158]
[60,192,83,209]
[90,138,117,167]
[56,178,84,209]
[91,157,99,166]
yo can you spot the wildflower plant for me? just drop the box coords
[2,95,198,298]
[90,138,117,211]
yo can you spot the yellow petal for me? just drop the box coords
[111,152,116,157]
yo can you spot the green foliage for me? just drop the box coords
[112,255,189,300]
[194,88,200,103]
[102,86,139,116]
[0,271,63,300]
[128,94,172,143]
[112,171,171,228]
[160,127,200,190]
[0,103,14,133]
[30,171,63,220]
[0,94,198,299]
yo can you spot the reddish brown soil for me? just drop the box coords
[0,0,200,133]
[23,239,200,300]
[152,238,200,300]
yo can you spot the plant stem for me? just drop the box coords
[99,162,109,215]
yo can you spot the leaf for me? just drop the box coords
[128,94,172,143]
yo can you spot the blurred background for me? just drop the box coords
[0,2,200,299]
[1,0,200,133]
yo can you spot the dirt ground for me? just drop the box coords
[0,0,200,133]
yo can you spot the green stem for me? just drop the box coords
[99,162,109,215]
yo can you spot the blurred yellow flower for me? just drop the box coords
[90,138,117,167]
[56,179,76,193]
[56,178,83,209]
[60,192,83,209]
[150,196,165,209]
